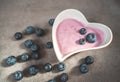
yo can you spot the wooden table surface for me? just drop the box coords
[0,0,120,82]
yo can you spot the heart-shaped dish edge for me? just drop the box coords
[52,9,113,62]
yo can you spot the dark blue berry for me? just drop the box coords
[6,56,17,66]
[46,42,53,49]
[24,39,34,48]
[79,28,87,35]
[79,38,85,45]
[57,63,66,71]
[28,65,39,75]
[60,73,68,82]
[30,43,39,52]
[14,32,23,40]
[48,18,55,26]
[13,71,24,81]
[35,28,44,36]
[79,64,89,73]
[48,79,56,82]
[25,26,35,34]
[44,63,52,72]
[31,53,40,60]
[20,53,30,61]
[85,56,94,64]
[86,33,97,43]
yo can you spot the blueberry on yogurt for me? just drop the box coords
[86,33,97,43]
[79,28,87,35]
[79,38,86,45]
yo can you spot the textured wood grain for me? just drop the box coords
[0,0,120,82]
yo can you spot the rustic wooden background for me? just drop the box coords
[0,0,120,82]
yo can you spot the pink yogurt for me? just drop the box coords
[56,19,104,57]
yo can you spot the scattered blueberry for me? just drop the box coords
[6,56,17,66]
[31,53,40,60]
[45,42,53,49]
[13,71,24,81]
[48,18,55,26]
[25,26,35,34]
[85,56,94,64]
[44,63,52,72]
[35,28,45,36]
[48,79,56,82]
[28,65,39,75]
[57,62,66,71]
[86,33,97,43]
[60,73,68,82]
[79,38,85,45]
[79,28,87,35]
[79,64,89,73]
[24,39,34,48]
[30,43,39,52]
[20,53,30,61]
[14,32,23,40]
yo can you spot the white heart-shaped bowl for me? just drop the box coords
[52,9,113,62]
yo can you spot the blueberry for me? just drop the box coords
[48,18,55,26]
[60,73,68,82]
[20,53,30,61]
[57,62,66,71]
[85,56,94,64]
[25,26,35,34]
[30,43,39,52]
[13,71,24,81]
[79,38,85,45]
[44,63,52,72]
[79,28,87,35]
[35,28,44,36]
[14,32,23,40]
[86,33,97,43]
[28,65,39,75]
[24,39,34,48]
[6,56,17,66]
[46,42,53,49]
[79,64,89,73]
[31,53,40,60]
[48,79,56,82]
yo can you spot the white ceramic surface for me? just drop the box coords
[52,9,113,62]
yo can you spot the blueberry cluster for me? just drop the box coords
[6,52,41,66]
[24,39,40,52]
[43,62,66,72]
[78,28,97,45]
[48,73,68,82]
[14,18,55,40]
[11,62,67,81]
[13,65,39,81]
[14,26,45,40]
[19,52,41,61]
[79,56,94,73]
[5,19,56,81]
[45,63,68,82]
